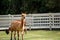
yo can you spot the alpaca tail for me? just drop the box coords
[5,29,9,34]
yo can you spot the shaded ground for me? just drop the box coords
[0,30,60,40]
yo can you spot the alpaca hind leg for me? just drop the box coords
[24,27,27,34]
[17,31,19,40]
[14,31,16,40]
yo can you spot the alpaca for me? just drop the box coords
[5,12,27,40]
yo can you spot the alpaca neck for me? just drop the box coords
[21,18,24,27]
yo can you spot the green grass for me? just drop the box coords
[0,30,60,40]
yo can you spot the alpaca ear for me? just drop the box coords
[5,29,9,34]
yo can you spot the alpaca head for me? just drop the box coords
[22,13,26,17]
[21,11,26,19]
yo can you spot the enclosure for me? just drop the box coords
[0,13,60,40]
[0,13,60,30]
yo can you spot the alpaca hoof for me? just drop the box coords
[14,38,16,40]
[10,39,12,40]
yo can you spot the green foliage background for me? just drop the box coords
[0,0,60,15]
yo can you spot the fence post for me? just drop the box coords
[8,14,11,27]
[11,15,14,21]
[29,14,32,30]
[49,13,52,30]
[52,14,54,29]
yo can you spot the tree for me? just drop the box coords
[0,0,60,15]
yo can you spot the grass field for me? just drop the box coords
[0,30,60,40]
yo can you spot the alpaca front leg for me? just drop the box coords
[22,31,24,40]
[10,31,13,40]
[14,31,16,40]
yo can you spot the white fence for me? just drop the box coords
[0,13,60,30]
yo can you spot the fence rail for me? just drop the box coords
[0,13,60,30]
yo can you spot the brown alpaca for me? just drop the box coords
[5,12,27,40]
